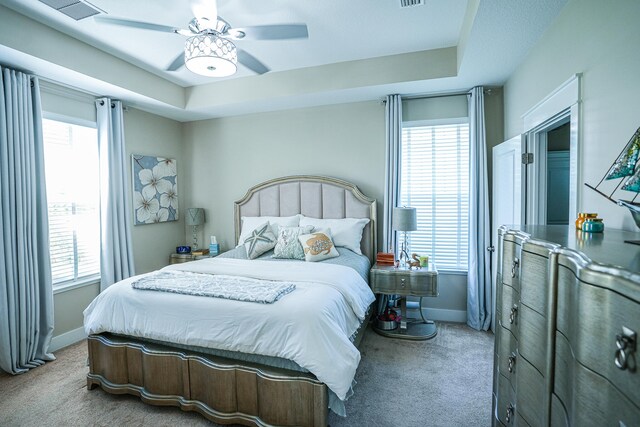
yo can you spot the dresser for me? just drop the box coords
[493,225,640,427]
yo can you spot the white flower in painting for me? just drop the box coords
[160,183,178,210]
[134,185,159,223]
[150,208,169,223]
[139,166,172,194]
[154,157,177,178]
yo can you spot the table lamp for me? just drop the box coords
[393,207,417,268]
[186,208,205,250]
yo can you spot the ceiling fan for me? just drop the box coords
[93,1,308,78]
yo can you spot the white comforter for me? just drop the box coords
[83,257,375,400]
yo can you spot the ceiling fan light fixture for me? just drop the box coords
[184,33,237,77]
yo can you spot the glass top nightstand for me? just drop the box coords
[370,263,439,340]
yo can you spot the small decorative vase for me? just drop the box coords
[576,213,597,230]
[582,218,604,233]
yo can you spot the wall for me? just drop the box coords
[504,0,640,231]
[41,85,184,348]
[183,101,386,251]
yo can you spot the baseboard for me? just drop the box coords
[50,326,87,352]
[420,308,467,323]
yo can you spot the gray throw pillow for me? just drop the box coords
[243,222,277,259]
[273,225,314,260]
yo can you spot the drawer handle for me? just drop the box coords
[510,258,519,278]
[509,304,518,325]
[614,326,637,371]
[505,403,514,424]
[400,278,406,288]
[507,353,516,373]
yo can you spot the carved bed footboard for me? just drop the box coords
[87,334,328,427]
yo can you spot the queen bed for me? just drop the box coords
[84,175,377,427]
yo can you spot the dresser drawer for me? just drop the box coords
[496,373,516,426]
[515,356,545,427]
[370,269,437,296]
[571,360,640,426]
[502,239,521,291]
[497,323,518,385]
[500,284,520,338]
[550,393,568,427]
[518,303,547,373]
[573,277,640,408]
[520,241,554,316]
[553,332,571,407]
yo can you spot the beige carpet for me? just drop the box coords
[0,323,493,427]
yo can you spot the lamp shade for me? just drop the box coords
[186,208,205,226]
[392,207,417,232]
[185,33,237,77]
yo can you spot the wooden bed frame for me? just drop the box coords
[87,175,377,427]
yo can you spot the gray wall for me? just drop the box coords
[504,0,640,230]
[41,86,184,340]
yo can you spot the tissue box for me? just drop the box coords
[209,243,220,256]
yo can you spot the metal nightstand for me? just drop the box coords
[370,263,438,340]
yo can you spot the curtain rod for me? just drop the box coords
[402,90,471,100]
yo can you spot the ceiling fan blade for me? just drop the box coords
[226,24,308,40]
[237,50,270,75]
[94,16,181,34]
[166,53,185,71]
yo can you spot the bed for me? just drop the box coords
[84,175,377,427]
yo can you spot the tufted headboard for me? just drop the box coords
[234,175,377,263]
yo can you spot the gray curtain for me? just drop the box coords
[467,86,491,331]
[96,98,135,291]
[383,94,402,254]
[0,67,55,374]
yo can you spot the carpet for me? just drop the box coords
[0,323,493,426]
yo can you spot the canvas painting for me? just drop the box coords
[132,154,178,225]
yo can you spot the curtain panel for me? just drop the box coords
[467,86,492,331]
[96,98,135,291]
[0,67,55,374]
[383,94,402,254]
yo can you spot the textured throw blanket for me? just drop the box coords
[131,270,296,304]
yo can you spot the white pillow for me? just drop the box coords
[237,215,301,247]
[298,229,339,262]
[298,216,369,254]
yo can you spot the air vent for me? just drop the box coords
[400,0,424,7]
[39,0,101,20]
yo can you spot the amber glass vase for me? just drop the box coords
[575,213,597,230]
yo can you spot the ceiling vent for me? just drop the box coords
[400,0,424,7]
[38,0,101,20]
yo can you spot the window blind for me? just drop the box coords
[400,122,470,271]
[43,119,100,286]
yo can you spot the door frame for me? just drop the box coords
[522,74,581,225]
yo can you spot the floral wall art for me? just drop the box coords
[132,154,178,225]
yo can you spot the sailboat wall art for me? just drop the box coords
[585,126,640,229]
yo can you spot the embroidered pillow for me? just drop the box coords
[244,222,277,259]
[273,225,314,259]
[298,229,340,262]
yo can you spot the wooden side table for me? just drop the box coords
[370,263,439,340]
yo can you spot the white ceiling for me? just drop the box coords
[0,0,568,121]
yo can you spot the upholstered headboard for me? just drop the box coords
[234,175,377,263]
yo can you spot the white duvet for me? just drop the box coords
[83,257,375,401]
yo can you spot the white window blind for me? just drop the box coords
[400,121,470,272]
[43,118,100,287]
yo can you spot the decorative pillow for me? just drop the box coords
[243,222,277,259]
[298,217,369,254]
[298,229,340,262]
[273,225,314,259]
[237,215,301,247]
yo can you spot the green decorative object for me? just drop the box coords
[604,127,640,180]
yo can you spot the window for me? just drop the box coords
[43,118,100,287]
[400,120,470,272]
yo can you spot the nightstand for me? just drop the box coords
[169,253,217,264]
[370,263,438,340]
